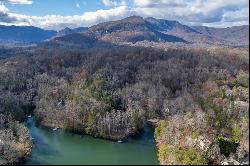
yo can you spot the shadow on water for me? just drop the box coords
[26,118,63,158]
[128,123,156,146]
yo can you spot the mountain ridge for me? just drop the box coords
[0,25,57,43]
[0,16,248,47]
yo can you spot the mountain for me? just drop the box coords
[0,16,248,47]
[145,17,197,33]
[48,16,187,48]
[44,32,114,49]
[192,25,249,46]
[0,25,88,44]
[145,17,249,46]
[0,25,57,43]
[88,16,186,44]
[56,27,88,37]
[87,16,248,46]
[145,17,224,46]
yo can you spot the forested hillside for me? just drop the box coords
[0,44,248,164]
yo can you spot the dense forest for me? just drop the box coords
[0,45,249,164]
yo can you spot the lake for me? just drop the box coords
[25,118,159,165]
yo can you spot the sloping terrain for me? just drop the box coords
[0,16,248,47]
[89,16,186,44]
[85,16,249,46]
[55,27,88,37]
[0,25,57,43]
[0,16,249,165]
[145,17,249,46]
[193,25,249,46]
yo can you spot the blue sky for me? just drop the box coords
[0,0,249,30]
[5,0,108,16]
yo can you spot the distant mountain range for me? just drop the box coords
[192,25,249,46]
[0,25,88,43]
[145,17,249,46]
[0,25,56,43]
[0,16,249,47]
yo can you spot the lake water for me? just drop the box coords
[25,118,159,165]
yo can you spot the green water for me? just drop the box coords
[25,118,159,165]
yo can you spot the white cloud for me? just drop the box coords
[0,0,249,29]
[1,6,132,30]
[101,0,126,7]
[0,0,33,5]
[102,0,112,6]
[132,0,186,7]
[202,7,249,28]
[76,3,80,8]
[132,0,249,26]
[222,8,249,23]
[0,3,17,23]
[0,3,9,13]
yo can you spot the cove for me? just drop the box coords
[24,118,159,165]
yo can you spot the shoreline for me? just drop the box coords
[31,120,156,143]
[21,118,159,165]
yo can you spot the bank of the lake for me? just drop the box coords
[24,118,159,165]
